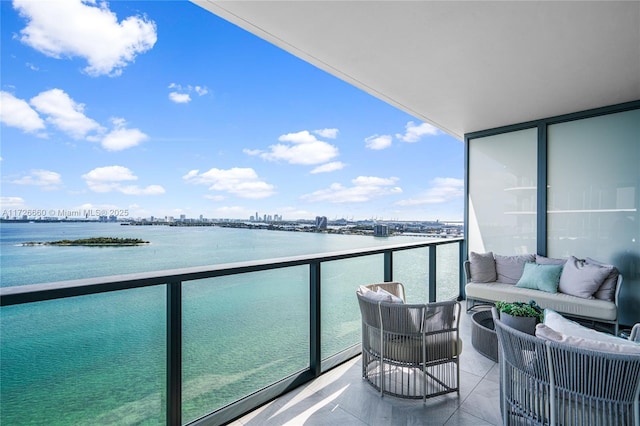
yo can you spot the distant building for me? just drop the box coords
[374,224,389,237]
[315,216,328,229]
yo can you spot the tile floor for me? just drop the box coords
[230,307,502,425]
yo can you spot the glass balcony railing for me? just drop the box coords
[0,238,464,425]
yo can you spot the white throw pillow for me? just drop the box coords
[536,323,640,354]
[543,309,640,349]
[376,287,404,303]
[357,285,403,303]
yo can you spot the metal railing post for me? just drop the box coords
[167,281,182,426]
[384,251,393,282]
[428,246,436,302]
[310,262,321,377]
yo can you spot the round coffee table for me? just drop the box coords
[471,310,498,362]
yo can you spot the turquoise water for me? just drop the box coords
[0,222,456,425]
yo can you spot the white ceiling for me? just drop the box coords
[192,1,640,140]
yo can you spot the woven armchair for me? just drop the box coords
[356,282,462,401]
[492,308,640,425]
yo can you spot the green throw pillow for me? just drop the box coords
[515,262,563,293]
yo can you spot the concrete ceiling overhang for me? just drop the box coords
[192,1,640,140]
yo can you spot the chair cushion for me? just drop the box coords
[370,332,463,364]
[465,282,617,321]
[469,251,497,283]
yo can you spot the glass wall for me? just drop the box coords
[468,128,538,255]
[393,247,430,302]
[547,109,640,326]
[321,255,382,361]
[0,287,166,425]
[182,269,309,423]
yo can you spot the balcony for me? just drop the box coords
[230,310,500,426]
[2,238,489,425]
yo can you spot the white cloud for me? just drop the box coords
[0,196,26,209]
[278,130,318,144]
[396,121,440,142]
[396,177,463,206]
[194,86,208,96]
[243,148,262,156]
[22,90,145,151]
[314,128,339,139]
[11,169,62,190]
[310,161,345,174]
[301,176,401,204]
[256,130,338,165]
[365,134,392,150]
[169,92,191,104]
[30,89,102,139]
[262,142,338,165]
[101,118,148,151]
[0,91,46,134]
[168,83,208,104]
[82,165,164,195]
[183,167,275,199]
[14,0,157,77]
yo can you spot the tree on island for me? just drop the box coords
[22,237,149,246]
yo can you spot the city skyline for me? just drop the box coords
[1,0,464,222]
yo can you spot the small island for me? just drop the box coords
[22,237,150,247]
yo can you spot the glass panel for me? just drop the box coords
[394,243,461,302]
[468,128,538,254]
[393,247,429,302]
[436,242,461,301]
[548,109,640,326]
[321,255,382,360]
[0,287,166,425]
[182,268,308,423]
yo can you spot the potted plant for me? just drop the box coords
[495,300,543,335]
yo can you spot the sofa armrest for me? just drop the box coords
[614,274,623,309]
[463,260,472,283]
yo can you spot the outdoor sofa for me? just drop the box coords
[465,252,622,333]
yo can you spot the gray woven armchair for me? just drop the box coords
[492,308,640,425]
[356,282,462,401]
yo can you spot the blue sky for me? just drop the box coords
[1,0,463,222]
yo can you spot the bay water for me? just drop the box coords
[0,222,458,425]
